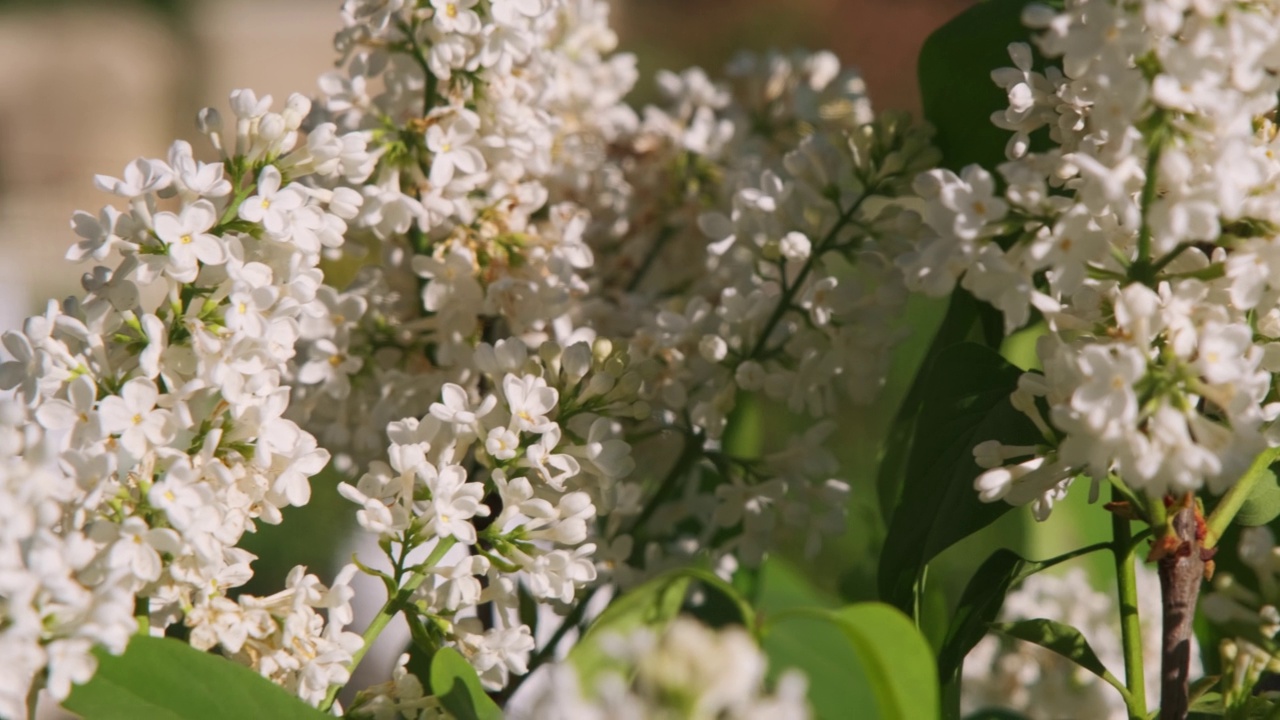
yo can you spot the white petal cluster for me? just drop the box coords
[291,0,924,687]
[4,0,937,706]
[963,566,1196,719]
[187,565,362,707]
[514,617,809,720]
[0,89,372,713]
[900,0,1280,512]
[338,339,638,689]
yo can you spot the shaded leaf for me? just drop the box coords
[878,343,1037,614]
[919,0,1042,171]
[429,647,503,720]
[992,619,1130,702]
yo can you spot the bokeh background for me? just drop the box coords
[0,0,1119,712]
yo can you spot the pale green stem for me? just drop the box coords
[1113,485,1147,719]
[319,536,458,713]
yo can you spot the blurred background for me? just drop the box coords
[1,0,1120,712]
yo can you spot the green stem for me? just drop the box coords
[1204,447,1280,549]
[135,597,150,636]
[1113,486,1148,719]
[1131,131,1165,284]
[320,536,458,713]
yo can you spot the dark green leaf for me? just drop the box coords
[963,711,1032,720]
[429,647,503,720]
[877,292,990,527]
[937,550,1044,683]
[1236,469,1280,527]
[991,619,1129,701]
[63,636,330,720]
[919,0,1041,171]
[681,567,758,631]
[878,343,1038,614]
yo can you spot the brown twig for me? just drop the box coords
[1154,496,1207,720]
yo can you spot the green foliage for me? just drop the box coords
[878,343,1039,615]
[918,0,1037,171]
[1233,468,1280,527]
[937,550,1044,686]
[567,566,757,687]
[429,647,503,720]
[63,636,329,720]
[991,619,1131,702]
[764,599,940,720]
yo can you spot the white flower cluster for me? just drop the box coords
[902,0,1280,514]
[188,565,362,707]
[514,617,809,720]
[3,0,941,709]
[964,565,1193,719]
[0,88,374,715]
[338,339,640,688]
[283,0,934,692]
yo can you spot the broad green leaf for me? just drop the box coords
[963,711,1032,720]
[765,601,939,720]
[878,343,1038,614]
[758,559,870,720]
[991,619,1130,702]
[429,647,503,720]
[831,603,940,720]
[63,636,330,720]
[1235,468,1280,527]
[568,571,691,684]
[919,0,1039,171]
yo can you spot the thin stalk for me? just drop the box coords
[1133,134,1165,272]
[135,597,150,636]
[320,536,458,712]
[1113,486,1147,719]
[626,223,679,292]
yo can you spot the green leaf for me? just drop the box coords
[766,602,939,720]
[937,550,1043,684]
[877,292,992,527]
[429,647,503,720]
[63,636,330,720]
[758,560,870,720]
[1235,468,1280,527]
[878,343,1038,614]
[568,567,758,687]
[567,570,692,685]
[963,711,1032,720]
[831,604,940,720]
[991,619,1130,702]
[680,567,758,631]
[919,0,1040,171]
